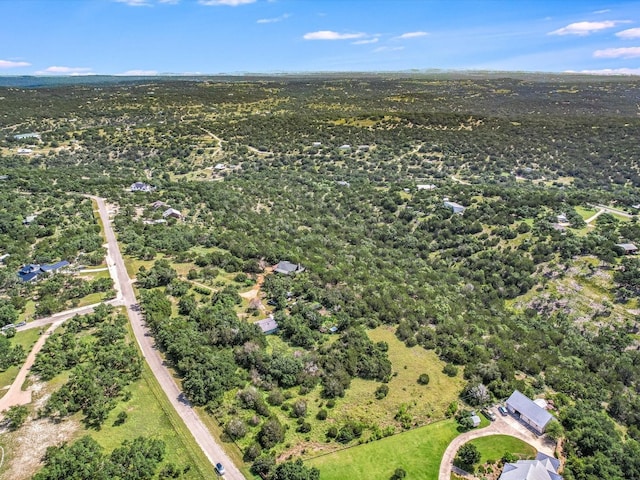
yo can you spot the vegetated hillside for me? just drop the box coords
[1,75,640,479]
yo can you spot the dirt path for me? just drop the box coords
[89,195,246,480]
[438,411,555,480]
[0,322,62,411]
[239,274,264,300]
[584,208,605,224]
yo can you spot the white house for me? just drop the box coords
[499,453,562,480]
[417,184,436,191]
[130,182,154,192]
[162,208,182,219]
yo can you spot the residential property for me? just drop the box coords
[130,182,154,192]
[162,208,182,219]
[357,145,370,151]
[499,453,562,480]
[444,200,466,214]
[506,390,554,435]
[616,243,638,254]
[417,184,436,191]
[336,180,350,187]
[18,261,70,282]
[214,163,226,170]
[0,175,8,181]
[256,316,279,335]
[273,261,305,275]
[338,144,351,150]
[150,200,168,209]
[23,215,37,225]
[557,213,568,224]
[312,142,322,146]
[17,148,33,155]
[14,132,41,140]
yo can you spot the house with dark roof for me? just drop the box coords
[256,316,279,335]
[499,452,562,480]
[273,261,305,275]
[506,390,554,435]
[18,261,70,282]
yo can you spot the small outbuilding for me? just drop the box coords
[417,184,436,191]
[470,414,481,428]
[506,390,554,435]
[273,261,305,275]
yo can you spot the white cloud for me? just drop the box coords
[36,66,93,74]
[115,0,152,6]
[373,46,404,53]
[0,60,30,68]
[117,70,159,75]
[352,38,379,45]
[594,46,640,58]
[549,20,630,36]
[616,27,640,39]
[303,30,366,41]
[257,13,290,24]
[594,9,611,14]
[568,68,640,75]
[198,0,256,5]
[395,31,429,39]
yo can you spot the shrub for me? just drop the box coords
[316,409,328,420]
[375,384,389,399]
[443,364,458,377]
[418,373,430,385]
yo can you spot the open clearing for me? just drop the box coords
[308,418,459,479]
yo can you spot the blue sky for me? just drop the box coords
[2,0,640,75]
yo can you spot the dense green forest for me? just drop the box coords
[2,75,640,479]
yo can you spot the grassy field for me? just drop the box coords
[90,362,210,480]
[219,325,464,462]
[468,435,536,464]
[307,418,459,480]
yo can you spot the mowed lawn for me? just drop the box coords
[308,418,459,480]
[468,435,536,463]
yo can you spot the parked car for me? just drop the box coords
[215,463,225,475]
[481,408,496,421]
[498,405,508,416]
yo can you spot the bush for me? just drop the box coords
[443,364,458,377]
[243,443,262,462]
[225,417,247,440]
[267,389,284,406]
[296,422,312,433]
[326,426,338,438]
[326,399,336,408]
[390,468,407,480]
[418,373,430,385]
[316,409,328,420]
[375,384,389,399]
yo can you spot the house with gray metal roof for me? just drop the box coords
[499,452,562,480]
[256,316,278,335]
[444,200,465,214]
[506,390,554,435]
[616,243,638,254]
[273,261,305,275]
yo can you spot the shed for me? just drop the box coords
[273,261,305,275]
[506,390,554,435]
[256,316,278,335]
[470,414,481,428]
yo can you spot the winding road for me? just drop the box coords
[90,196,246,480]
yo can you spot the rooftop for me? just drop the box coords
[506,390,554,429]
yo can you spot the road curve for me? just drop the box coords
[89,195,245,480]
[438,412,555,480]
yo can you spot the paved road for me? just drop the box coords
[438,409,555,480]
[594,204,635,219]
[16,299,122,333]
[89,196,245,480]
